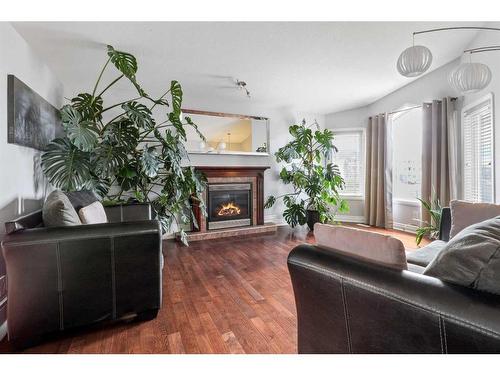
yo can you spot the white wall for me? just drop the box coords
[0,23,63,235]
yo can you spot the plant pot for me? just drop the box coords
[306,209,320,231]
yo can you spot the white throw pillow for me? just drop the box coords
[314,223,407,270]
[78,201,108,224]
[449,200,500,239]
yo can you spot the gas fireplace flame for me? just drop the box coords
[217,202,241,216]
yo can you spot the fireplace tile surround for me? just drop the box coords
[188,166,277,241]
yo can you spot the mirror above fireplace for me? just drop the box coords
[182,109,270,156]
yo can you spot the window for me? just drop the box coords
[463,93,495,203]
[332,130,364,196]
[392,107,422,202]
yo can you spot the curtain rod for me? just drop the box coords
[370,97,458,117]
[413,26,500,36]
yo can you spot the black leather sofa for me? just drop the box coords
[1,194,162,348]
[288,207,500,353]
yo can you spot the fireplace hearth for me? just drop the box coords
[208,183,252,230]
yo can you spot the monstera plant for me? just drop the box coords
[41,45,207,245]
[264,120,348,230]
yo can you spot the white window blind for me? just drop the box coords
[332,131,364,196]
[463,94,494,203]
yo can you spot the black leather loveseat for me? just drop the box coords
[1,193,162,348]
[288,208,500,353]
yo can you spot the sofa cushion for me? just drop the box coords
[407,263,426,274]
[314,223,407,270]
[64,190,100,212]
[42,190,82,227]
[424,216,500,295]
[450,200,500,239]
[406,240,447,267]
[78,201,108,224]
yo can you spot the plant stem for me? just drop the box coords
[150,88,171,111]
[101,97,142,114]
[97,74,124,97]
[92,57,111,97]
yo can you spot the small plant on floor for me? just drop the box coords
[41,45,207,245]
[264,119,348,230]
[415,195,442,245]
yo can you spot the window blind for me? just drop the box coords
[332,131,364,195]
[463,96,494,203]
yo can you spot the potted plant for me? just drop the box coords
[415,195,442,245]
[264,119,348,230]
[41,45,207,245]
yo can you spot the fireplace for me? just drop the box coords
[207,183,252,230]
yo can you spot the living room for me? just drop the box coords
[2,0,500,372]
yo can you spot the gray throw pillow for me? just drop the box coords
[424,216,500,295]
[42,190,82,227]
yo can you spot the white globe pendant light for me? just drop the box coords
[448,61,492,95]
[397,45,433,77]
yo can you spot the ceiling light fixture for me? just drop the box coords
[236,79,251,98]
[397,26,500,94]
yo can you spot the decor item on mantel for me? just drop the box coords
[40,45,207,245]
[396,26,500,95]
[265,119,348,231]
[7,75,63,150]
[186,166,276,241]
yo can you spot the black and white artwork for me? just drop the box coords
[7,75,62,150]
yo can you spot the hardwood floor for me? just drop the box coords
[0,225,425,354]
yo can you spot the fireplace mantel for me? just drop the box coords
[192,166,270,233]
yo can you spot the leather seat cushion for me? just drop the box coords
[406,240,447,267]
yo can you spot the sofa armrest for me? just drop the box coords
[288,244,500,353]
[439,207,451,241]
[1,220,162,341]
[103,202,152,223]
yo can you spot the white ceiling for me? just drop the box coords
[12,22,481,115]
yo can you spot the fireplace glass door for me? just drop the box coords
[207,183,252,230]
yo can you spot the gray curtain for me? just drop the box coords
[421,97,457,224]
[365,114,388,227]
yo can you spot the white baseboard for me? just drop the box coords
[336,215,365,224]
[393,222,418,234]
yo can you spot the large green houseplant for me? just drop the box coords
[41,45,207,245]
[264,120,348,230]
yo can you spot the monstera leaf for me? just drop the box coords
[140,146,161,178]
[122,101,155,130]
[71,93,103,121]
[93,141,129,178]
[86,174,111,198]
[107,45,137,78]
[41,138,92,191]
[117,165,139,191]
[170,80,183,115]
[185,116,206,142]
[283,202,307,227]
[168,112,187,141]
[60,105,98,152]
[103,118,139,150]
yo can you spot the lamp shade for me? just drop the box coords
[397,45,433,77]
[448,62,492,94]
